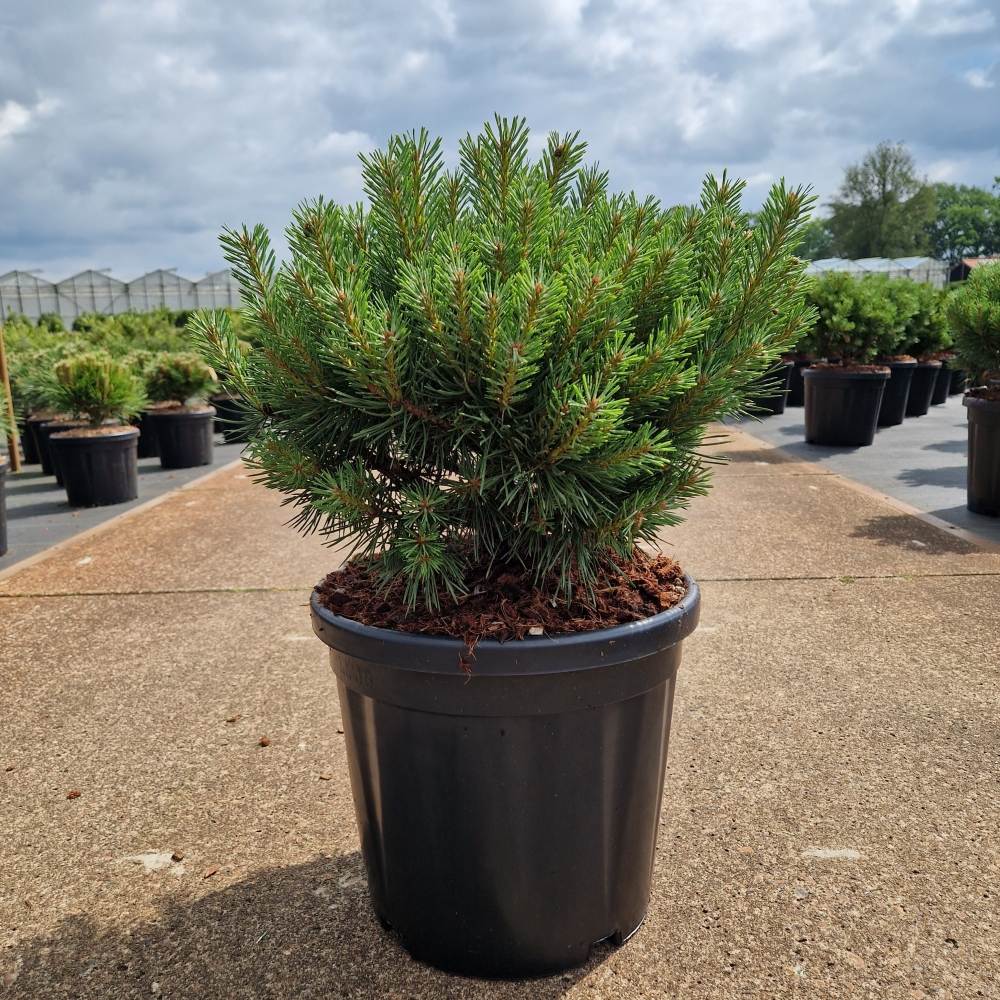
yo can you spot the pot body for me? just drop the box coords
[876,360,917,426]
[26,415,53,471]
[905,362,942,417]
[19,415,40,464]
[750,361,794,415]
[950,368,968,395]
[148,408,215,469]
[964,396,1000,516]
[0,458,7,556]
[49,428,139,507]
[311,580,701,979]
[930,360,953,406]
[209,393,249,443]
[39,420,88,485]
[135,411,160,458]
[786,358,822,407]
[803,368,889,447]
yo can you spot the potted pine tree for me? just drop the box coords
[949,262,1000,516]
[193,119,813,978]
[45,353,146,506]
[893,282,948,417]
[803,272,892,445]
[142,353,218,468]
[1,384,9,555]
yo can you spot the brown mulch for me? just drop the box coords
[878,355,916,363]
[811,362,890,373]
[967,386,1000,402]
[314,549,688,650]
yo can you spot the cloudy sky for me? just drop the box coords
[1,0,998,280]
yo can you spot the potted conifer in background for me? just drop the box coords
[949,262,1000,516]
[194,119,813,978]
[891,281,948,417]
[0,383,9,555]
[142,353,218,468]
[802,271,892,445]
[45,353,146,506]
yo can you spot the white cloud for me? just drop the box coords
[0,0,997,276]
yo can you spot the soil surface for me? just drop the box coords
[877,355,916,363]
[49,425,137,439]
[966,385,1000,402]
[315,549,688,647]
[811,362,890,373]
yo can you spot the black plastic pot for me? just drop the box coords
[148,407,215,469]
[905,362,943,417]
[876,359,917,427]
[950,368,968,395]
[209,393,249,443]
[930,359,954,406]
[38,419,88,485]
[49,427,139,507]
[0,457,8,556]
[310,579,701,979]
[28,413,62,475]
[134,411,160,459]
[19,414,40,464]
[964,395,1000,516]
[750,361,794,415]
[786,358,823,407]
[803,367,889,447]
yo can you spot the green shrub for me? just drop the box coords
[45,353,147,426]
[194,118,814,606]
[0,381,11,442]
[802,271,903,363]
[144,352,217,404]
[948,262,1000,383]
[885,280,950,359]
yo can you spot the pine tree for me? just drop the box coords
[948,263,1000,383]
[193,117,814,607]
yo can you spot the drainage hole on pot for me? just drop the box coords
[500,729,506,736]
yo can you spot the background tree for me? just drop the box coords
[828,142,936,259]
[794,216,835,261]
[925,181,1000,264]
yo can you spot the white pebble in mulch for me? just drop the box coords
[801,847,861,860]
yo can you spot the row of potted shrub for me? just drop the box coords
[18,352,227,507]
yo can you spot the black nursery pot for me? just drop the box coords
[964,395,1000,516]
[905,362,942,417]
[135,411,160,459]
[311,579,701,979]
[876,359,917,427]
[148,407,215,469]
[19,414,40,464]
[930,359,954,406]
[49,427,139,507]
[25,413,53,469]
[208,393,249,443]
[786,358,823,408]
[750,361,794,415]
[0,457,8,557]
[803,367,889,447]
[38,419,89,485]
[950,368,969,395]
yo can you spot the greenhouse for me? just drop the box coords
[0,267,241,325]
[805,256,949,288]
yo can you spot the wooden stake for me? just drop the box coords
[0,317,22,472]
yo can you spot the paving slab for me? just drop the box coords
[730,392,1000,547]
[1,426,999,999]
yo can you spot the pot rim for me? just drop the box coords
[802,367,890,380]
[50,426,139,441]
[311,572,700,675]
[146,405,217,418]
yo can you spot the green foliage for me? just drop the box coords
[828,142,936,259]
[795,216,835,261]
[36,312,66,333]
[0,381,11,442]
[143,352,217,404]
[885,280,950,359]
[194,117,814,607]
[71,308,192,355]
[802,272,903,363]
[44,353,147,426]
[948,262,1000,383]
[926,182,1000,264]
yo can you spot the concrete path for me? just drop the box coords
[730,392,1000,547]
[1,429,998,999]
[0,436,247,574]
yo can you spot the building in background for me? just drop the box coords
[0,268,241,325]
[948,256,1000,283]
[805,257,949,289]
